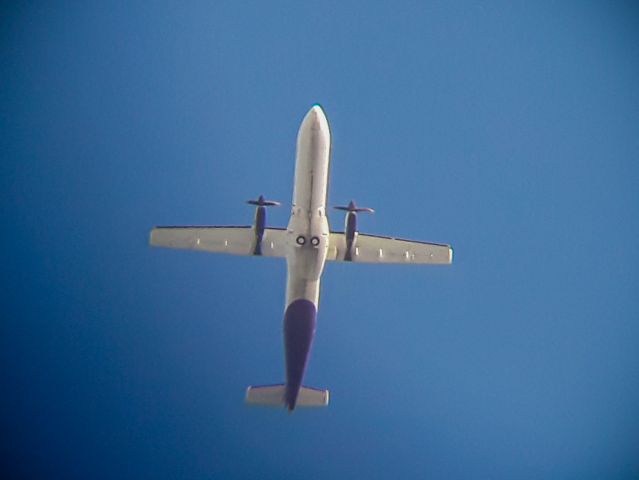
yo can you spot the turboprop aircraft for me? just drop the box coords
[149,105,453,411]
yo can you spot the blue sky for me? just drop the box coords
[2,1,638,478]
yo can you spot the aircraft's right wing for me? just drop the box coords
[149,226,288,258]
[327,232,452,265]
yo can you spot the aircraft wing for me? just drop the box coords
[149,226,288,257]
[327,232,453,265]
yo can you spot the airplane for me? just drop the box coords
[149,105,453,411]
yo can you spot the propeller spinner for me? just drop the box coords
[247,195,280,256]
[333,200,374,261]
[333,200,374,214]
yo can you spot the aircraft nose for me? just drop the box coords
[297,104,331,149]
[303,104,328,131]
[310,104,324,117]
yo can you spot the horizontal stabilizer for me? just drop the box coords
[296,386,330,407]
[245,385,329,408]
[245,384,286,407]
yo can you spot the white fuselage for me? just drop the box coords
[285,105,331,308]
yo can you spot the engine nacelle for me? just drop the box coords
[334,200,374,261]
[247,195,280,255]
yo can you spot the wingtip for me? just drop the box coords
[148,228,157,246]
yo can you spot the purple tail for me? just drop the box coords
[283,299,317,410]
[244,299,329,411]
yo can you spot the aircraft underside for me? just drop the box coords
[150,105,452,411]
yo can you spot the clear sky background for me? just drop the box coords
[2,2,638,478]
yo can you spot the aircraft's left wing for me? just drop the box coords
[327,232,452,265]
[150,226,288,257]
